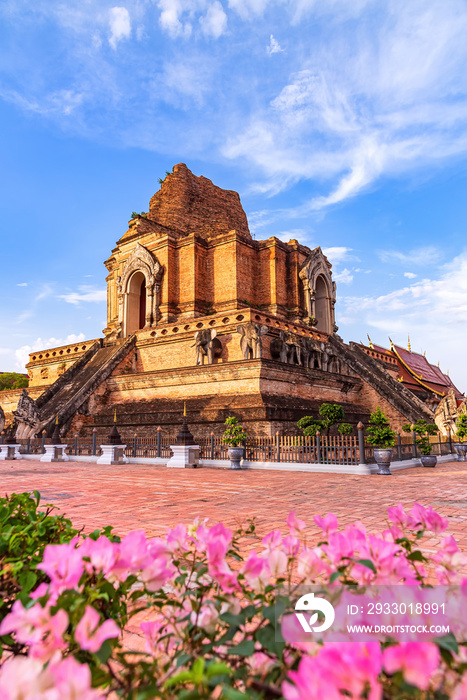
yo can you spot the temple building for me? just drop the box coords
[0,164,462,439]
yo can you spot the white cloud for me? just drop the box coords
[224,1,467,206]
[14,333,86,372]
[322,246,356,265]
[158,0,193,38]
[228,0,272,20]
[404,272,417,279]
[333,267,353,284]
[200,1,227,38]
[378,246,441,266]
[267,34,283,55]
[109,7,131,49]
[16,282,28,287]
[58,287,106,305]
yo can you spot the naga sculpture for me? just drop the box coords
[13,389,40,439]
[237,322,268,360]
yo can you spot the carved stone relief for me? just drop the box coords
[13,389,40,439]
[237,322,268,360]
[271,332,342,374]
[117,243,163,336]
[299,247,337,334]
[193,328,221,365]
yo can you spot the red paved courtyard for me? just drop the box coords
[1,458,466,553]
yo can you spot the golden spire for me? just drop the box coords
[55,414,59,425]
[437,361,440,367]
[447,369,450,376]
[367,333,374,349]
[389,337,394,350]
[183,401,187,417]
[423,350,426,357]
[113,409,117,423]
[407,335,411,352]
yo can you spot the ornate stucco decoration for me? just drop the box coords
[116,243,163,335]
[299,247,337,334]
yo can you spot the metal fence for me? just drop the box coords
[3,430,455,466]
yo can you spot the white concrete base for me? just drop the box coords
[40,445,69,463]
[0,444,22,460]
[166,444,200,468]
[96,444,128,465]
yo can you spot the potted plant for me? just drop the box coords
[222,416,247,470]
[366,406,396,475]
[409,419,439,467]
[454,414,467,461]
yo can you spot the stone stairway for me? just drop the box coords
[36,335,136,436]
[328,335,434,424]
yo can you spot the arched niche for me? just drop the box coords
[125,271,147,335]
[116,243,163,337]
[299,248,336,334]
[315,275,331,334]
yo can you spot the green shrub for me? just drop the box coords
[366,406,396,448]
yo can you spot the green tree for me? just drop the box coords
[297,403,345,437]
[222,416,247,447]
[0,372,28,392]
[366,406,396,448]
[456,413,467,442]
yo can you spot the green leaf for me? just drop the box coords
[206,662,232,678]
[221,688,251,700]
[433,633,459,654]
[192,657,205,684]
[407,550,425,562]
[355,558,377,573]
[256,623,284,653]
[227,640,255,657]
[329,571,341,583]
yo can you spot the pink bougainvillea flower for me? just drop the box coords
[284,642,382,700]
[387,502,411,529]
[262,529,282,553]
[296,546,330,582]
[0,600,68,660]
[287,511,306,536]
[190,603,219,635]
[166,523,189,551]
[242,550,270,591]
[140,557,175,592]
[452,674,467,700]
[383,641,440,690]
[282,535,301,557]
[268,548,288,576]
[314,512,338,537]
[248,651,275,675]
[410,503,449,534]
[49,655,104,699]
[75,606,120,652]
[0,656,54,699]
[38,542,84,593]
[79,535,118,576]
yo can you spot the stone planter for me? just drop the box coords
[228,446,244,470]
[373,448,393,476]
[420,454,437,468]
[454,444,467,461]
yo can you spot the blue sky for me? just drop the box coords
[1,0,467,391]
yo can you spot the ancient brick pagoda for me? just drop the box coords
[1,164,442,439]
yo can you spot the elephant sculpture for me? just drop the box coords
[193,328,218,365]
[237,322,269,360]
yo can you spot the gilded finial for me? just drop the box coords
[55,414,59,425]
[367,333,374,350]
[407,335,411,352]
[398,376,404,383]
[447,369,449,376]
[183,401,186,417]
[389,337,394,350]
[437,361,440,367]
[113,409,117,423]
[423,350,426,357]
